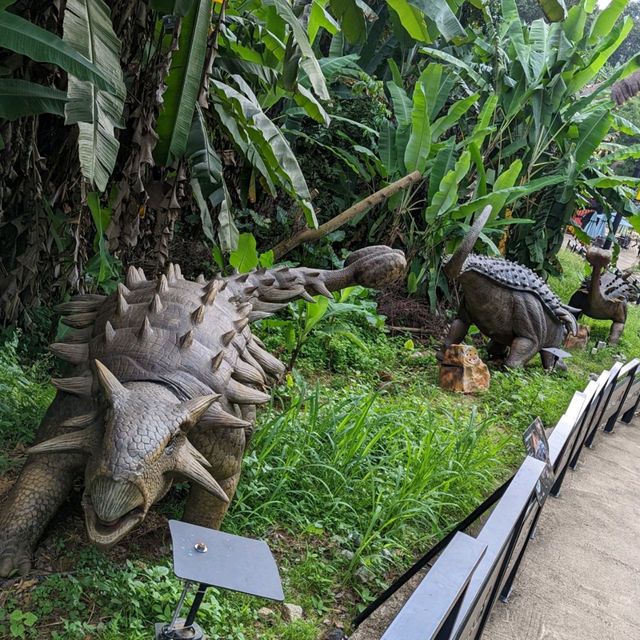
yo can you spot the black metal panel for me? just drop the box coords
[380,533,487,640]
[582,363,622,449]
[620,366,640,420]
[603,360,638,431]
[550,382,598,495]
[452,457,546,640]
[168,520,284,601]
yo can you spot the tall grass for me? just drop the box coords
[228,382,510,571]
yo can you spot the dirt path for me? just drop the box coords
[482,416,640,640]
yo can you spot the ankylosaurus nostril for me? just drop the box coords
[89,478,144,523]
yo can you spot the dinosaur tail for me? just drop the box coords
[224,246,406,321]
[443,205,493,279]
[557,305,580,336]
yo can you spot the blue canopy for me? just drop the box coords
[582,213,632,239]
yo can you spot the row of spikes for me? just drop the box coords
[51,334,271,400]
[59,274,227,342]
[470,262,560,298]
[48,371,264,428]
[230,268,333,309]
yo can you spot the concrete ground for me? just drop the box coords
[351,416,640,640]
[482,416,640,640]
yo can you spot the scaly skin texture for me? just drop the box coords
[0,247,405,577]
[442,207,576,370]
[568,248,632,345]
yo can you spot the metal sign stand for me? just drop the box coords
[155,520,285,640]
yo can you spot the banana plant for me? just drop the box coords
[63,0,126,192]
[415,0,640,274]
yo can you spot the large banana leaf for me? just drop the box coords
[386,81,412,127]
[431,93,478,141]
[0,11,119,93]
[537,0,567,23]
[589,0,627,42]
[407,0,466,42]
[63,0,125,192]
[267,0,329,100]
[386,0,431,42]
[404,81,431,174]
[566,17,634,95]
[379,121,398,177]
[447,174,566,219]
[592,142,640,166]
[187,104,239,251]
[210,79,317,228]
[425,150,471,222]
[154,0,211,165]
[0,79,67,120]
[328,0,366,44]
[308,0,339,44]
[421,47,488,89]
[573,107,612,167]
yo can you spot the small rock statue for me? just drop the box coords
[441,206,578,370]
[568,247,639,344]
[0,247,405,576]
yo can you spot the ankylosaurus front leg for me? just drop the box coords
[0,454,80,577]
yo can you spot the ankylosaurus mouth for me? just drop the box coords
[82,495,146,548]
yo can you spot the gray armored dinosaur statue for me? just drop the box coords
[441,207,578,370]
[568,246,639,344]
[0,246,405,577]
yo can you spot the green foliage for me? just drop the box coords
[258,285,385,371]
[0,11,119,92]
[0,333,54,472]
[63,0,126,192]
[153,0,212,166]
[84,192,122,291]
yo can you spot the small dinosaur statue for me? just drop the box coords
[0,246,405,577]
[441,206,578,369]
[568,247,635,344]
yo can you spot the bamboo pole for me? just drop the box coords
[271,171,422,259]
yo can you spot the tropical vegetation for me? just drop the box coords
[2,0,640,638]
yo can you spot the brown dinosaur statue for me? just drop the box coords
[568,247,630,344]
[441,206,578,370]
[0,246,406,577]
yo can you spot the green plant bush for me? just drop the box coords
[0,332,54,472]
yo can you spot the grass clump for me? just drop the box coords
[229,383,509,571]
[0,332,55,473]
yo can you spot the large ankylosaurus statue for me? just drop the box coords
[568,246,638,344]
[442,207,577,370]
[0,247,405,576]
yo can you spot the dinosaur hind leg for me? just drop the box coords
[437,318,471,361]
[0,454,81,576]
[609,321,625,345]
[505,336,539,369]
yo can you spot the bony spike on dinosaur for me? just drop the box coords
[568,246,637,345]
[0,246,406,577]
[441,206,578,370]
